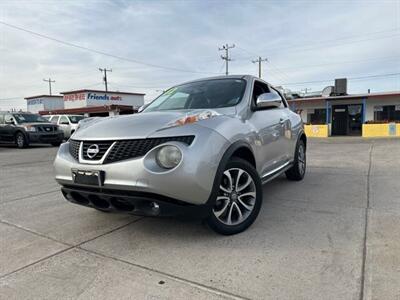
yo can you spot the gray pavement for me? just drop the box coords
[0,138,399,299]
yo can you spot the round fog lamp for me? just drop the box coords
[156,145,182,169]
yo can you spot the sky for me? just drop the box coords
[0,0,399,110]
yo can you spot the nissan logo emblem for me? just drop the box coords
[87,144,100,159]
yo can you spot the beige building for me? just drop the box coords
[288,91,400,137]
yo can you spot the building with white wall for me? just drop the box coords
[25,95,64,113]
[38,89,145,117]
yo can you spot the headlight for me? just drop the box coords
[156,145,182,169]
[23,125,36,132]
[164,110,220,129]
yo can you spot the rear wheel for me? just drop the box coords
[285,139,306,181]
[206,158,262,235]
[15,132,28,148]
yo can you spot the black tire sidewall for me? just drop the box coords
[286,139,306,180]
[206,158,262,235]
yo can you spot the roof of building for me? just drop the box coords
[38,105,137,115]
[288,91,400,102]
[25,95,63,100]
[60,89,145,96]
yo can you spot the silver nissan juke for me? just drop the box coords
[54,75,306,235]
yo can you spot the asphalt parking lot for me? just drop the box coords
[0,138,399,300]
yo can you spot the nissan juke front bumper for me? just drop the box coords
[54,125,230,216]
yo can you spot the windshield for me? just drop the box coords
[69,116,85,124]
[13,114,49,123]
[144,78,246,112]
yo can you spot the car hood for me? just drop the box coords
[19,122,56,127]
[72,108,235,140]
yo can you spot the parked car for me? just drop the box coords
[48,115,85,139]
[0,112,64,148]
[54,75,306,235]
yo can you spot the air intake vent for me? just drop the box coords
[334,78,347,96]
[104,136,195,164]
[69,140,80,161]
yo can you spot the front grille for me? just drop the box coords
[82,141,114,160]
[69,140,80,161]
[68,136,194,163]
[104,136,194,164]
[37,125,56,132]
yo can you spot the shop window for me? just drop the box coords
[374,105,400,122]
[308,108,326,124]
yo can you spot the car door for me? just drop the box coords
[268,86,293,162]
[58,115,71,138]
[1,114,16,142]
[248,80,287,176]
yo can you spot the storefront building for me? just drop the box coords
[288,91,400,138]
[25,95,64,113]
[38,89,145,117]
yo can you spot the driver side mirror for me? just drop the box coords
[5,118,15,125]
[256,92,282,109]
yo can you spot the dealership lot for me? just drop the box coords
[0,138,399,299]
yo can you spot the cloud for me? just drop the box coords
[0,0,399,110]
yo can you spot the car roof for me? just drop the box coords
[174,74,260,87]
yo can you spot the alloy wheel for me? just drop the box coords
[213,168,256,226]
[16,134,25,148]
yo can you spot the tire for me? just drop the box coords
[285,139,306,181]
[15,132,28,149]
[206,158,262,235]
[51,142,62,147]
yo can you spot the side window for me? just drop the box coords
[51,116,60,124]
[59,116,69,124]
[0,114,4,124]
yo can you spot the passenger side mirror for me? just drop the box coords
[256,92,282,109]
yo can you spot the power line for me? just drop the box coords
[266,55,400,72]
[99,68,112,91]
[219,44,235,75]
[0,21,220,75]
[237,45,292,81]
[0,96,22,101]
[279,72,400,86]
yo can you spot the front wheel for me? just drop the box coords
[206,158,262,235]
[15,132,28,148]
[285,139,306,181]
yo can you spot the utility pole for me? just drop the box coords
[43,78,55,95]
[251,57,268,78]
[99,68,112,91]
[218,44,235,75]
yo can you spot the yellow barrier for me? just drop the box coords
[304,124,329,138]
[362,123,400,137]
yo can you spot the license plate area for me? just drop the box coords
[72,169,105,186]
